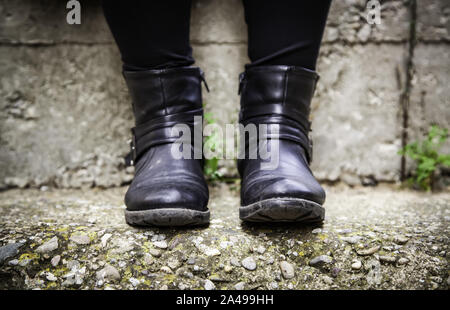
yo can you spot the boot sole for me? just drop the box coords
[125,208,210,227]
[240,198,325,223]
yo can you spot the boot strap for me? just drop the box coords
[240,113,313,164]
[126,108,203,166]
[239,104,310,134]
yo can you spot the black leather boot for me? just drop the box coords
[123,67,210,226]
[238,65,325,223]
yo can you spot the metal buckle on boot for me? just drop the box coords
[129,132,137,166]
[199,69,210,92]
[307,122,313,164]
[238,72,245,95]
[124,130,137,167]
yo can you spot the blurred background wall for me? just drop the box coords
[0,0,449,189]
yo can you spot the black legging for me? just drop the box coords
[102,0,331,71]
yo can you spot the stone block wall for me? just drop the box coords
[0,0,448,189]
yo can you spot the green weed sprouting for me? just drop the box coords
[399,125,450,191]
[203,111,223,181]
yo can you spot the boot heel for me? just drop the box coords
[240,198,325,223]
[125,208,210,227]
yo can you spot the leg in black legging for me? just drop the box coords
[104,2,210,227]
[242,0,332,70]
[101,0,194,71]
[237,1,332,223]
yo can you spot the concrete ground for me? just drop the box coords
[0,183,449,290]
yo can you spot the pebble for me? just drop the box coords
[220,241,231,249]
[351,260,362,270]
[230,257,241,267]
[167,258,181,270]
[160,266,173,274]
[101,233,112,248]
[153,240,168,249]
[309,255,333,267]
[341,236,362,244]
[364,231,377,238]
[168,237,182,250]
[397,257,409,265]
[204,279,216,290]
[62,268,85,287]
[129,277,140,287]
[365,259,381,286]
[323,275,333,285]
[394,236,409,245]
[8,259,19,266]
[19,258,32,266]
[331,267,341,278]
[149,248,162,257]
[356,245,380,256]
[152,234,166,242]
[224,265,233,273]
[256,246,266,254]
[0,242,24,264]
[234,282,246,290]
[187,257,195,265]
[311,228,322,234]
[111,238,134,254]
[203,247,221,257]
[62,276,77,287]
[70,233,91,245]
[210,275,224,283]
[96,264,121,282]
[269,282,278,289]
[336,228,352,234]
[241,257,257,271]
[379,255,397,263]
[143,253,153,265]
[429,280,439,289]
[279,261,295,279]
[50,255,61,267]
[46,272,57,282]
[36,237,58,253]
[286,239,295,248]
[67,260,80,271]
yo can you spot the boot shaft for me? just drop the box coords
[238,65,319,166]
[239,65,319,132]
[123,66,207,165]
[123,67,207,125]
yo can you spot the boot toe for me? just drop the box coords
[125,183,208,212]
[242,175,325,206]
